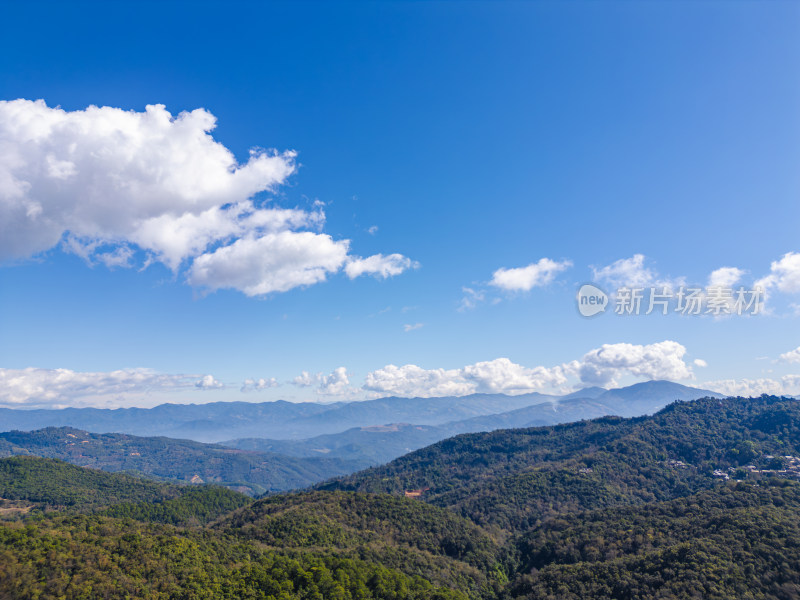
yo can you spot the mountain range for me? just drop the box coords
[0,380,721,445]
[222,381,724,465]
[0,380,725,497]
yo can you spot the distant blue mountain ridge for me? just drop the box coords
[0,381,724,467]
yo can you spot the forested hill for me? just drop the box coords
[0,456,496,599]
[0,455,251,524]
[5,396,800,599]
[320,395,800,532]
[509,479,800,599]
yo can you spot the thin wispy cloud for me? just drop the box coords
[0,367,215,409]
[240,377,279,392]
[345,253,419,279]
[591,254,684,290]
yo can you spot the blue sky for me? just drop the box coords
[1,1,799,408]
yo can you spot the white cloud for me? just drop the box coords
[756,252,800,301]
[291,367,352,396]
[0,100,294,266]
[367,225,378,235]
[345,253,418,279]
[577,341,692,386]
[693,358,708,368]
[592,254,684,292]
[701,377,791,397]
[708,267,745,288]
[701,267,748,316]
[241,377,279,392]
[783,374,800,393]
[364,340,696,398]
[129,203,319,272]
[291,371,316,387]
[195,374,223,389]
[318,367,351,396]
[0,367,204,408]
[490,258,572,292]
[592,254,656,289]
[0,99,415,296]
[95,245,134,269]
[364,358,571,398]
[461,358,570,394]
[404,323,424,332]
[363,364,475,398]
[779,346,800,364]
[187,231,350,296]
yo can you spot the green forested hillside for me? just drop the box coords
[0,455,170,511]
[4,396,800,600]
[0,456,252,524]
[322,396,800,533]
[0,458,488,599]
[508,480,800,599]
[101,485,253,526]
[0,515,467,600]
[216,491,506,596]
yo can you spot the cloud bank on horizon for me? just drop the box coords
[0,99,416,295]
[2,341,799,409]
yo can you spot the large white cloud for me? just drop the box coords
[577,341,693,386]
[0,100,294,264]
[363,364,476,397]
[187,231,350,295]
[364,341,695,398]
[490,258,572,292]
[756,252,800,299]
[0,99,415,295]
[461,358,571,393]
[0,367,209,408]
